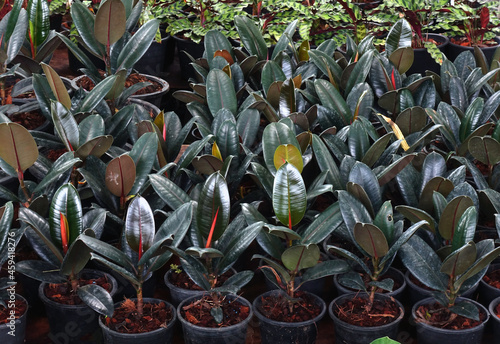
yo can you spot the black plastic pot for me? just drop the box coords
[446,37,500,66]
[39,270,118,343]
[329,292,404,344]
[253,290,326,344]
[478,263,500,307]
[0,294,28,344]
[134,36,176,77]
[405,270,479,305]
[164,269,207,307]
[334,267,406,302]
[177,293,253,344]
[488,296,500,338]
[71,73,169,109]
[99,298,176,344]
[407,33,449,75]
[173,35,205,82]
[411,297,489,344]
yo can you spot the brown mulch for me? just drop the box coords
[76,72,163,95]
[333,295,401,327]
[44,275,112,305]
[181,294,250,328]
[104,298,174,333]
[483,269,500,289]
[0,299,28,324]
[256,290,322,323]
[414,301,486,330]
[9,110,46,130]
[450,37,499,48]
[168,269,233,291]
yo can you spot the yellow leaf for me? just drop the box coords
[379,114,410,151]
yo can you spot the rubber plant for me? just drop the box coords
[77,197,195,318]
[13,0,63,76]
[15,183,115,317]
[56,0,159,106]
[0,0,28,105]
[326,161,428,310]
[248,143,349,304]
[164,171,264,297]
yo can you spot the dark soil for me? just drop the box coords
[334,295,401,327]
[9,110,46,130]
[181,294,250,327]
[76,72,163,95]
[103,299,173,333]
[483,269,500,289]
[0,299,28,324]
[44,275,112,305]
[46,148,68,162]
[414,301,486,330]
[168,269,233,291]
[451,37,499,48]
[256,290,321,322]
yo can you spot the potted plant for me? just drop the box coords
[76,197,195,342]
[159,170,262,343]
[444,1,500,64]
[400,234,500,344]
[246,142,350,343]
[15,183,117,343]
[58,0,168,109]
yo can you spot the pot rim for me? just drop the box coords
[253,289,326,326]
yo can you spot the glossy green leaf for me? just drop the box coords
[281,244,320,271]
[300,202,342,245]
[117,19,160,70]
[77,284,114,317]
[315,79,351,125]
[261,60,286,96]
[78,234,132,271]
[385,19,412,56]
[452,207,477,253]
[49,183,82,249]
[206,69,237,116]
[353,223,389,258]
[129,132,157,195]
[15,260,66,284]
[196,172,230,242]
[75,135,113,161]
[41,63,71,110]
[94,0,125,46]
[70,1,105,58]
[396,107,427,136]
[469,136,500,166]
[234,15,267,60]
[349,162,382,211]
[125,196,155,256]
[449,301,479,321]
[396,205,435,233]
[205,30,234,69]
[262,122,300,175]
[273,163,306,227]
[60,231,93,276]
[0,122,38,173]
[438,196,474,241]
[300,259,349,285]
[5,9,27,65]
[398,235,447,291]
[77,75,117,114]
[26,0,49,53]
[441,242,476,277]
[418,177,454,214]
[254,254,291,284]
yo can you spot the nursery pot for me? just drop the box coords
[164,269,205,307]
[71,73,169,109]
[329,292,405,344]
[135,36,176,77]
[411,297,489,344]
[478,263,500,307]
[405,270,478,305]
[39,270,118,343]
[253,290,326,344]
[488,295,500,338]
[0,294,28,344]
[173,35,205,82]
[407,33,449,75]
[334,267,406,301]
[446,37,500,66]
[99,298,176,344]
[177,293,253,344]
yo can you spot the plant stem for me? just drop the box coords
[136,286,143,317]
